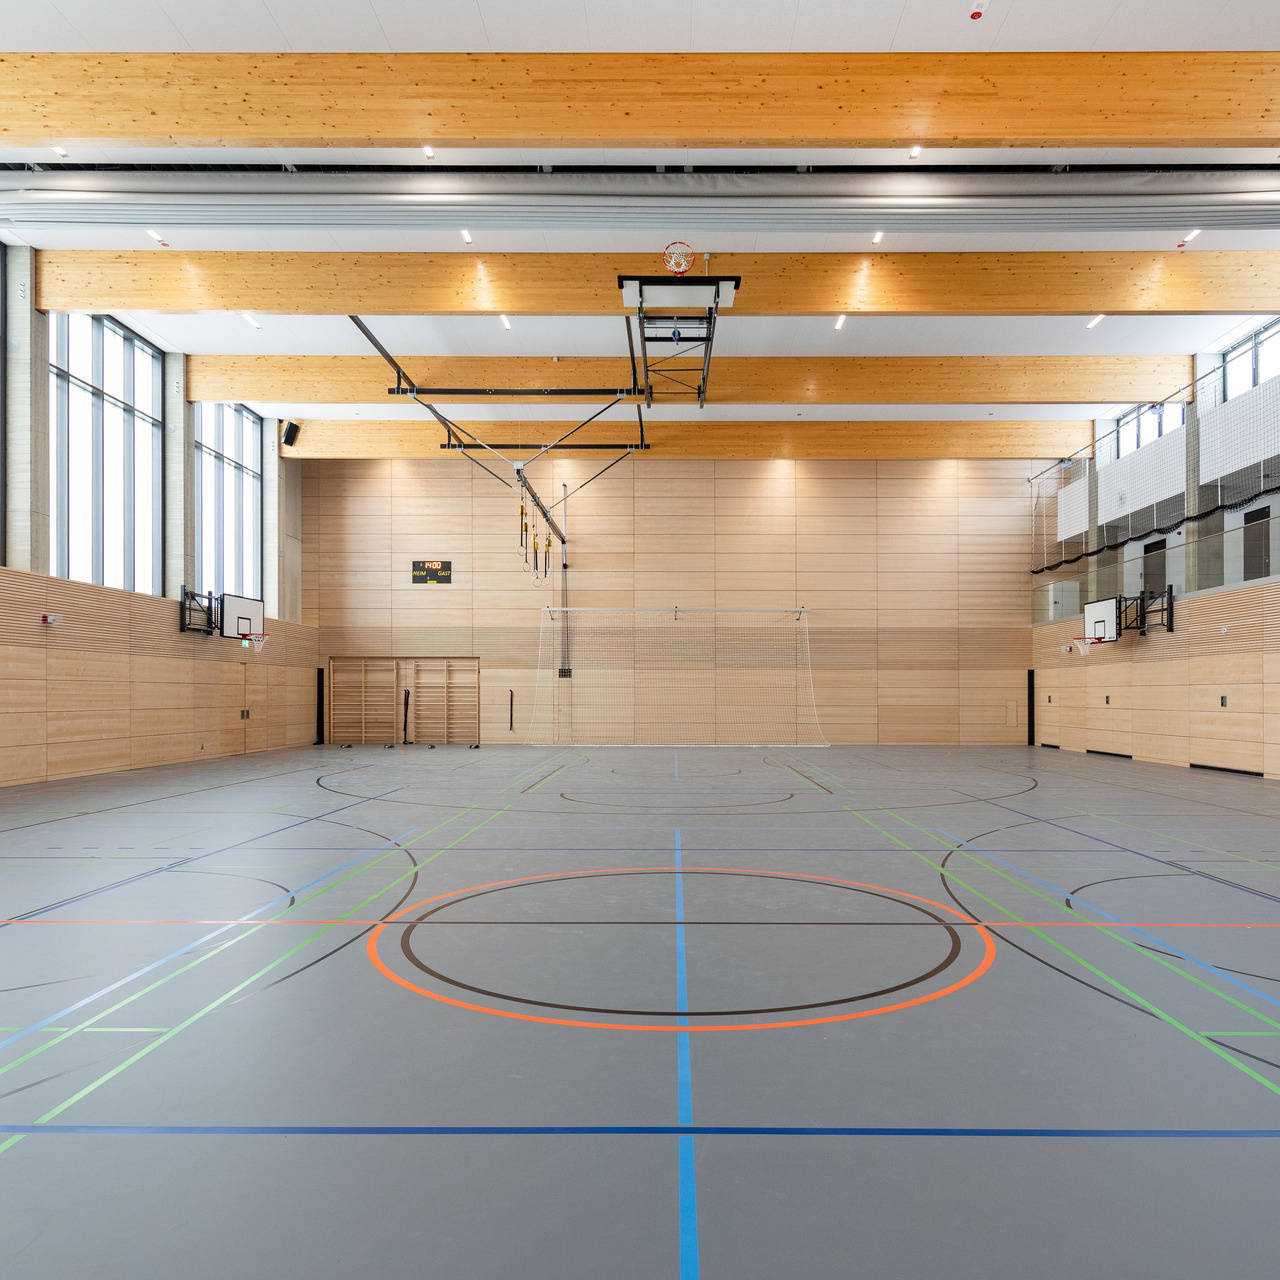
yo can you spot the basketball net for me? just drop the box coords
[242,632,268,654]
[663,240,694,276]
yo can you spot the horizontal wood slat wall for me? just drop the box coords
[284,417,1092,461]
[5,53,1279,148]
[192,354,1192,406]
[0,565,319,787]
[1032,582,1280,778]
[302,454,1037,746]
[38,252,1280,317]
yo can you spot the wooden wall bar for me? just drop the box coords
[1033,583,1280,778]
[5,53,1279,148]
[191,354,1191,406]
[284,417,1093,461]
[0,566,319,787]
[302,454,1037,746]
[37,251,1280,317]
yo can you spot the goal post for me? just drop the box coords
[528,607,827,746]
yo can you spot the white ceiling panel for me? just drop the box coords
[584,0,693,51]
[347,0,489,48]
[156,0,289,49]
[4,0,1279,49]
[0,0,89,47]
[883,0,1003,52]
[471,0,589,50]
[790,0,907,49]
[250,400,1120,421]
[690,0,805,52]
[261,0,393,52]
[114,311,1270,359]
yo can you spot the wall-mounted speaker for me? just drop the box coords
[282,421,300,447]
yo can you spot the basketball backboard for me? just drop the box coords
[220,593,265,639]
[1083,597,1121,642]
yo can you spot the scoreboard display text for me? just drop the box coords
[412,560,452,584]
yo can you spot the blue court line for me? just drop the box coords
[2,791,395,929]
[2,1123,1277,1138]
[673,826,700,1280]
[0,818,420,1053]
[936,826,1280,1015]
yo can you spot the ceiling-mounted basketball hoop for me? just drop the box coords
[662,240,695,276]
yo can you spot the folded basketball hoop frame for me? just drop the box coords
[618,274,741,408]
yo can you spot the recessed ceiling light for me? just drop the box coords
[241,312,262,329]
[50,145,68,158]
[1086,313,1106,329]
[1182,228,1202,243]
[422,145,435,158]
[500,314,512,329]
[460,229,472,244]
[145,228,164,242]
[872,230,885,245]
[909,145,923,159]
[834,314,847,330]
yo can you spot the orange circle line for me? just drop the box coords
[366,866,997,1032]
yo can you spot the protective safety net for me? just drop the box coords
[1031,330,1280,576]
[528,607,827,745]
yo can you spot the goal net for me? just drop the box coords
[528,607,827,746]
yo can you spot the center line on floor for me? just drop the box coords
[674,826,700,1279]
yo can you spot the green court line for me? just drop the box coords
[881,806,1280,1036]
[523,753,579,794]
[1067,808,1280,876]
[499,748,570,793]
[1202,1032,1280,1037]
[0,1027,168,1034]
[845,807,1280,1099]
[0,805,508,1158]
[778,751,1280,1036]
[0,808,478,1087]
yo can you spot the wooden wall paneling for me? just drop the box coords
[876,461,960,744]
[8,53,1280,150]
[39,250,1280,319]
[0,639,48,786]
[190,354,1192,408]
[0,564,318,788]
[1264,650,1280,778]
[304,456,1055,747]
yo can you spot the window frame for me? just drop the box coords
[48,312,165,595]
[193,401,264,602]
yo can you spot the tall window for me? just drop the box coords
[48,313,164,594]
[1222,317,1280,402]
[194,403,263,600]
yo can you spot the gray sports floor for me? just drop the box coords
[2,744,1279,1278]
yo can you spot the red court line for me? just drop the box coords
[366,865,999,1031]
